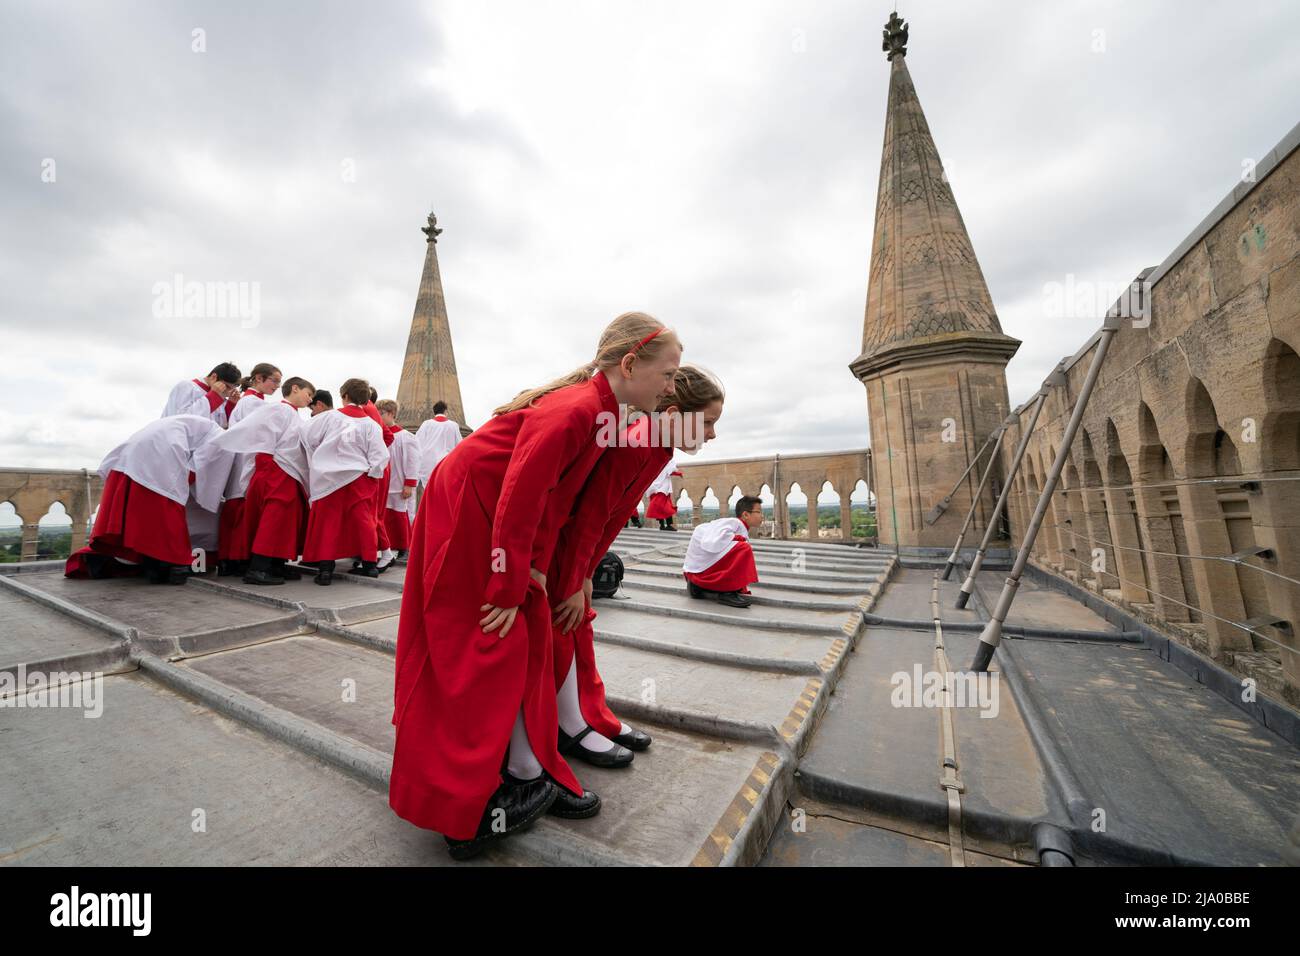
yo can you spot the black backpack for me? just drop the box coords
[591,552,624,599]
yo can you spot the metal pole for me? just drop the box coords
[954,365,1062,608]
[972,315,1122,672]
[942,417,1014,580]
[923,427,1004,526]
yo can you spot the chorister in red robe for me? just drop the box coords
[644,458,682,520]
[548,414,672,737]
[389,371,619,840]
[683,516,760,593]
[216,388,267,562]
[357,402,396,555]
[66,416,226,577]
[198,400,310,560]
[415,414,462,486]
[163,378,234,428]
[383,424,420,551]
[301,405,389,563]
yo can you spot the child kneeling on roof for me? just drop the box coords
[682,495,764,608]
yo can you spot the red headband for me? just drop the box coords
[634,327,667,351]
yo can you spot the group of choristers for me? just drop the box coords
[67,316,769,862]
[65,362,464,587]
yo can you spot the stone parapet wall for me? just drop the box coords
[1000,122,1300,701]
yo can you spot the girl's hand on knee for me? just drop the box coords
[479,604,519,638]
[552,589,585,633]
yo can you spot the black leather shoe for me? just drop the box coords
[243,569,285,586]
[348,564,380,578]
[548,786,601,819]
[558,726,634,768]
[444,775,558,861]
[612,727,652,751]
[217,561,238,577]
[717,590,751,608]
[687,581,706,599]
[315,570,333,586]
[279,565,302,581]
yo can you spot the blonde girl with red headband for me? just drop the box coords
[390,311,682,860]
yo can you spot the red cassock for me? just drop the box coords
[302,476,380,562]
[645,492,676,519]
[217,500,249,560]
[66,470,192,575]
[301,405,387,563]
[243,453,308,559]
[548,416,672,737]
[216,388,266,561]
[684,537,759,593]
[383,508,414,551]
[368,409,396,553]
[390,372,618,839]
[374,471,392,551]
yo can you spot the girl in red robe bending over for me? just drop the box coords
[548,364,725,767]
[390,312,682,860]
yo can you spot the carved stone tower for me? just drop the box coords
[396,212,470,434]
[850,13,1020,550]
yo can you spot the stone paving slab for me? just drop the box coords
[617,534,888,564]
[0,671,496,866]
[592,600,852,647]
[617,563,869,595]
[615,530,880,557]
[533,728,784,866]
[620,570,864,609]
[199,575,401,625]
[0,587,124,671]
[631,554,886,580]
[151,635,790,866]
[335,613,401,645]
[18,572,303,642]
[184,635,397,755]
[594,624,830,671]
[592,641,824,735]
[611,586,860,630]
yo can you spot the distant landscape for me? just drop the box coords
[675,502,876,539]
[0,526,72,562]
[0,501,879,561]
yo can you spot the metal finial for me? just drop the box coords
[883,11,908,61]
[422,212,443,243]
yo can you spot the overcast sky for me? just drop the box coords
[2,0,1298,508]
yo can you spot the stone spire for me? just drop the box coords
[850,14,1018,551]
[395,212,469,434]
[851,13,1019,378]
